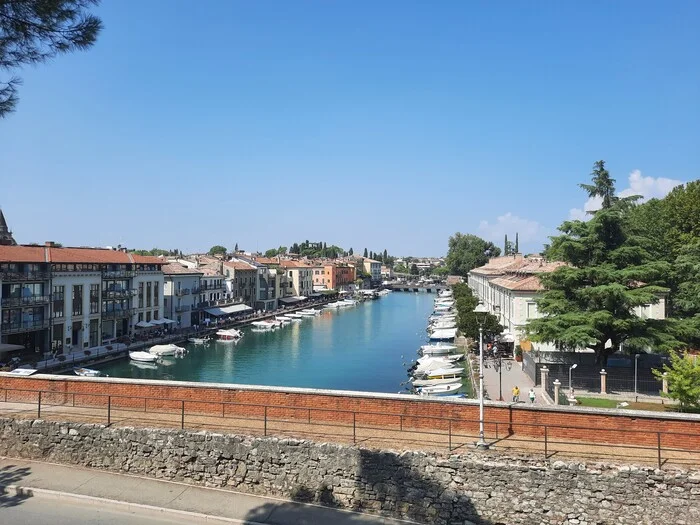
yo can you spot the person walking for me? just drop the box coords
[528,388,536,405]
[511,385,520,403]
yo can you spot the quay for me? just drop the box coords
[385,284,447,293]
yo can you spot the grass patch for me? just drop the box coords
[575,397,676,412]
[576,397,620,409]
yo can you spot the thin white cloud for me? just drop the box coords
[478,212,548,251]
[568,170,683,220]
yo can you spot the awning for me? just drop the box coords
[499,332,516,343]
[278,296,307,305]
[162,318,177,324]
[136,321,155,328]
[204,304,253,317]
[150,319,167,325]
[0,343,25,355]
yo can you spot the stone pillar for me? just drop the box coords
[540,367,549,389]
[600,369,607,394]
[662,372,669,395]
[553,379,561,405]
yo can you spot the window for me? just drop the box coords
[146,282,152,307]
[52,285,64,318]
[526,302,538,319]
[154,282,159,306]
[138,282,144,308]
[89,319,99,347]
[72,285,83,316]
[154,310,159,320]
[138,312,143,322]
[89,284,100,314]
[52,324,64,353]
[146,311,151,322]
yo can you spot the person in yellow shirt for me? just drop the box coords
[511,386,520,403]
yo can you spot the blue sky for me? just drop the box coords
[1,1,698,256]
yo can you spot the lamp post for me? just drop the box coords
[473,302,489,449]
[634,353,640,402]
[569,363,577,398]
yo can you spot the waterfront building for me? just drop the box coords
[162,263,203,329]
[280,261,314,297]
[0,243,164,358]
[223,259,258,307]
[362,258,382,287]
[381,265,393,279]
[313,263,356,291]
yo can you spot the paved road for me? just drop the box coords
[482,357,543,404]
[0,496,212,525]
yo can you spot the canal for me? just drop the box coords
[97,292,440,394]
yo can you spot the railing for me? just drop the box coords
[1,320,50,333]
[175,288,190,296]
[101,309,135,319]
[191,286,201,294]
[0,271,49,281]
[175,305,191,312]
[102,270,136,279]
[102,290,137,299]
[1,386,697,469]
[1,295,51,307]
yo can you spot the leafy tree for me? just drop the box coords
[1,0,102,117]
[208,245,227,256]
[363,248,368,258]
[432,266,449,276]
[348,247,353,256]
[445,233,501,277]
[290,243,300,254]
[409,263,419,275]
[452,283,502,340]
[654,352,700,411]
[527,162,692,365]
[264,248,279,258]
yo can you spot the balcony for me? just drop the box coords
[102,270,136,279]
[175,305,191,313]
[102,289,137,299]
[1,295,51,307]
[0,271,50,282]
[1,320,50,334]
[175,288,190,296]
[191,286,201,294]
[101,308,135,319]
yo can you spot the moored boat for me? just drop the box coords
[188,337,209,345]
[129,351,158,362]
[149,344,186,356]
[73,367,102,377]
[418,382,465,396]
[429,328,457,341]
[420,343,458,355]
[217,328,243,341]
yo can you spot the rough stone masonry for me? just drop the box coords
[0,418,698,525]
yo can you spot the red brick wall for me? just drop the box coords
[1,374,698,451]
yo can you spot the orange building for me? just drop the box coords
[313,263,356,290]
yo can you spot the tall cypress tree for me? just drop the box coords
[363,248,368,258]
[514,233,519,254]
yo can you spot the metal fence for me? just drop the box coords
[1,386,698,469]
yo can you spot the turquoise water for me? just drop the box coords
[97,292,436,393]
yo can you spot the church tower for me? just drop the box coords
[0,209,17,245]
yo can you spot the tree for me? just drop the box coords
[363,248,368,258]
[208,245,227,256]
[527,162,692,365]
[383,249,388,263]
[580,160,618,211]
[504,234,508,255]
[452,283,502,341]
[234,243,239,252]
[515,232,519,254]
[264,248,279,258]
[654,352,700,411]
[1,0,102,118]
[409,263,419,275]
[290,243,300,254]
[348,247,353,256]
[445,233,501,277]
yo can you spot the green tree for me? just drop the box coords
[264,248,278,258]
[654,352,700,411]
[363,248,368,258]
[348,247,353,256]
[445,233,501,277]
[1,0,102,117]
[234,243,239,252]
[452,283,502,340]
[515,232,519,254]
[409,263,419,275]
[383,249,388,263]
[290,243,300,254]
[208,245,227,256]
[527,163,691,365]
[504,234,508,255]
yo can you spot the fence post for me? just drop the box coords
[107,396,111,426]
[539,367,549,388]
[657,432,662,469]
[264,406,268,436]
[181,400,185,430]
[37,391,42,419]
[553,380,561,405]
[600,369,607,394]
[544,426,548,458]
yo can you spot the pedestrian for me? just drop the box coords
[511,385,520,403]
[528,388,536,405]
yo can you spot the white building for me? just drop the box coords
[162,263,202,329]
[362,258,382,286]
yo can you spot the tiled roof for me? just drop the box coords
[223,261,257,271]
[199,268,223,276]
[280,260,313,269]
[490,274,544,292]
[162,263,203,275]
[0,245,164,265]
[470,256,567,276]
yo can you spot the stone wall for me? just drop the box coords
[1,417,698,525]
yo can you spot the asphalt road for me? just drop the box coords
[0,496,212,525]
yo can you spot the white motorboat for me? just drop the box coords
[429,328,457,341]
[323,302,341,309]
[411,377,463,387]
[339,299,358,307]
[73,367,102,377]
[423,366,465,380]
[149,344,186,356]
[434,299,454,306]
[129,360,158,370]
[434,305,453,313]
[299,309,318,316]
[129,351,158,363]
[430,321,457,331]
[217,328,243,341]
[286,313,304,319]
[188,337,209,345]
[251,320,275,329]
[420,344,457,355]
[275,316,291,324]
[416,354,462,367]
[414,357,460,374]
[418,382,464,395]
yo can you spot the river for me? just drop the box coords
[96,292,437,394]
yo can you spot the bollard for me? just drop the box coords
[553,380,561,405]
[600,369,607,394]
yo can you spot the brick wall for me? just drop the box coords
[1,373,698,451]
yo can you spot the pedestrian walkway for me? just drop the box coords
[482,358,546,405]
[0,458,415,525]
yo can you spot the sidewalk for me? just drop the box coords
[482,358,546,405]
[0,457,416,525]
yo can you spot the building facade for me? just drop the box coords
[162,263,202,329]
[362,258,382,287]
[223,260,258,307]
[280,261,314,297]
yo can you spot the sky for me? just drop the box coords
[1,1,698,257]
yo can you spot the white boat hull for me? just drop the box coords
[129,351,158,363]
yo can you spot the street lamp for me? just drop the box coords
[569,363,578,398]
[634,353,640,403]
[473,302,489,449]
